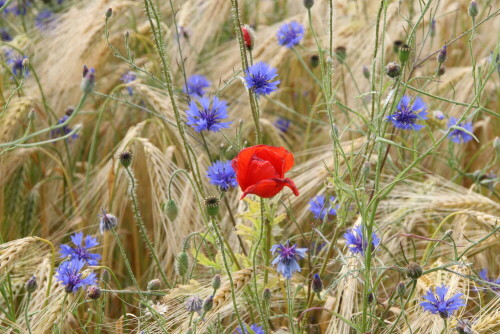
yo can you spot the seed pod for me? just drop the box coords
[176,251,189,276]
[118,151,133,168]
[398,44,411,63]
[25,276,37,293]
[212,275,221,291]
[385,62,401,78]
[163,199,178,222]
[303,0,314,9]
[147,279,161,291]
[205,196,220,217]
[406,262,423,280]
[87,285,101,299]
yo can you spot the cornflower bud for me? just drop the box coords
[303,0,314,9]
[105,8,112,18]
[87,285,101,299]
[310,54,320,68]
[25,275,37,293]
[362,65,370,79]
[312,274,323,294]
[147,279,161,291]
[81,67,96,93]
[468,1,479,18]
[203,295,213,313]
[385,62,401,78]
[406,262,423,280]
[212,275,221,291]
[398,44,411,63]
[397,282,406,298]
[437,45,447,64]
[334,46,347,64]
[393,40,403,54]
[263,288,272,301]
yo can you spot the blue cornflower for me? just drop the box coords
[6,51,28,77]
[478,269,500,292]
[0,28,12,41]
[277,21,304,48]
[60,232,101,266]
[244,61,280,96]
[309,195,338,220]
[235,324,265,334]
[186,96,231,132]
[343,225,380,255]
[420,285,465,319]
[10,1,30,16]
[274,118,291,133]
[35,9,55,30]
[206,160,237,191]
[271,242,308,280]
[387,95,428,131]
[121,71,136,96]
[183,74,210,97]
[447,117,474,144]
[55,259,98,293]
[51,114,78,141]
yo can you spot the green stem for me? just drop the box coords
[25,292,32,334]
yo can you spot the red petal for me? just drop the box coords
[240,177,300,199]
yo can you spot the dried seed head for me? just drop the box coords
[175,251,189,276]
[212,274,221,291]
[118,151,133,168]
[468,1,479,18]
[25,275,37,293]
[397,282,406,298]
[185,295,203,314]
[147,279,161,291]
[312,274,323,294]
[241,25,255,51]
[437,45,447,64]
[406,262,423,280]
[87,285,101,299]
[398,44,411,63]
[163,199,178,222]
[205,196,220,217]
[99,209,118,234]
[303,0,314,9]
[385,62,401,78]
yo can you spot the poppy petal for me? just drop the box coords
[241,177,299,199]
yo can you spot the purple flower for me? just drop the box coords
[35,9,55,31]
[121,71,136,96]
[6,51,28,77]
[271,242,308,279]
[55,259,98,293]
[244,62,280,96]
[387,95,428,131]
[207,160,237,191]
[309,195,338,220]
[478,269,500,292]
[276,21,304,48]
[344,225,380,255]
[0,28,12,41]
[51,114,78,141]
[186,96,231,132]
[183,74,210,97]
[447,117,474,143]
[9,1,30,16]
[420,285,465,318]
[60,232,101,266]
[235,324,265,334]
[274,118,291,133]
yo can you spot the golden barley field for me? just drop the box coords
[0,0,499,333]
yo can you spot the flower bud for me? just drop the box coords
[99,210,118,234]
[406,262,423,280]
[310,54,320,68]
[204,196,220,217]
[185,295,203,314]
[27,109,36,121]
[334,46,347,64]
[241,25,255,51]
[176,251,189,276]
[87,285,101,299]
[105,7,112,18]
[22,57,29,68]
[212,275,221,291]
[437,45,447,64]
[303,0,314,9]
[398,44,411,63]
[362,65,370,79]
[25,275,37,293]
[468,1,478,18]
[385,62,401,78]
[368,292,374,304]
[163,199,178,222]
[125,30,130,39]
[147,279,161,291]
[263,288,272,301]
[393,40,403,54]
[82,65,89,78]
[396,282,406,298]
[203,295,213,313]
[81,67,96,93]
[312,274,323,294]
[455,319,472,334]
[118,151,132,168]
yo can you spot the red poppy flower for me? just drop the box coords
[232,145,299,199]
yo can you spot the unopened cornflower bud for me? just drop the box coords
[455,319,472,334]
[99,209,118,234]
[335,46,347,64]
[437,45,447,64]
[362,65,370,79]
[303,0,314,9]
[118,151,133,168]
[430,19,436,37]
[310,54,320,68]
[176,251,189,276]
[81,67,96,93]
[163,199,178,222]
[185,295,203,314]
[368,292,374,304]
[241,25,255,51]
[397,282,406,298]
[125,30,130,39]
[393,40,403,54]
[87,285,101,299]
[406,262,423,280]
[147,279,161,291]
[203,295,213,313]
[263,288,272,301]
[82,65,89,78]
[398,44,411,63]
[205,196,220,217]
[212,275,221,291]
[312,274,323,294]
[468,1,479,18]
[27,109,36,121]
[105,7,112,18]
[25,275,37,293]
[385,62,401,78]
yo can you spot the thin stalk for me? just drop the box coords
[25,292,32,334]
[109,228,142,294]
